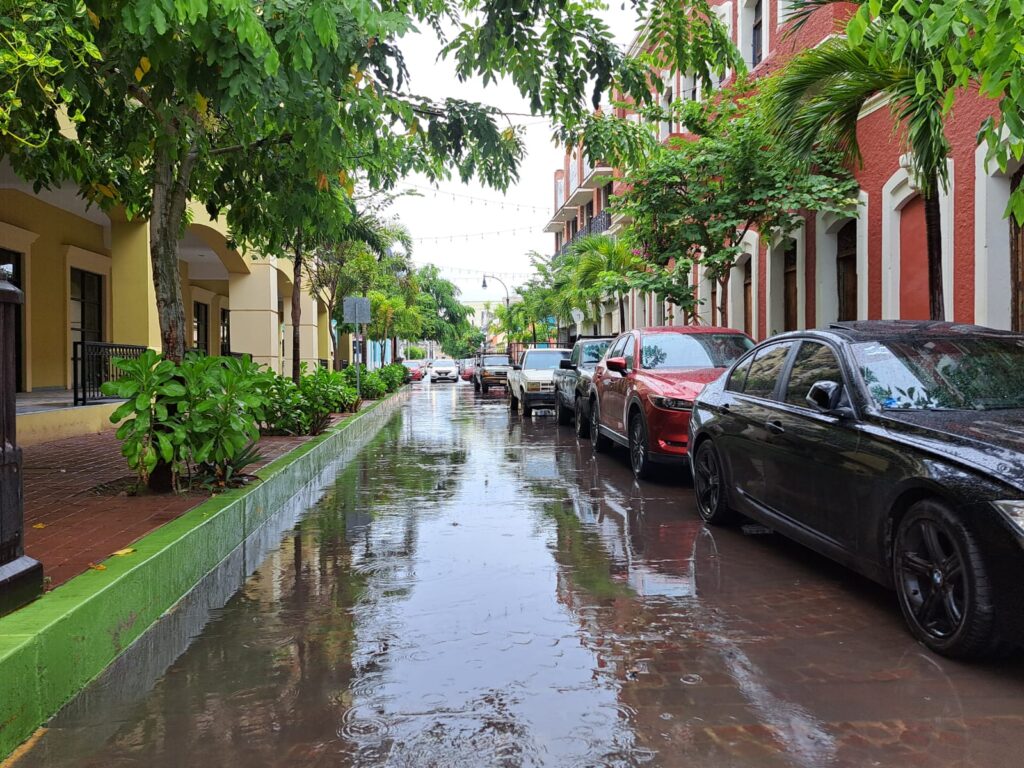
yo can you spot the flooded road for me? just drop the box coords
[21,384,1024,767]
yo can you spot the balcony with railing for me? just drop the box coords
[557,210,612,256]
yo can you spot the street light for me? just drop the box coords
[482,274,510,310]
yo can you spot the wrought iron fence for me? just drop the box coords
[72,341,148,406]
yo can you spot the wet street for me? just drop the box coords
[20,384,1024,768]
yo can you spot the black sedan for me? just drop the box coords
[689,320,1024,658]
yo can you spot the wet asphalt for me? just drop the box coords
[19,382,1024,768]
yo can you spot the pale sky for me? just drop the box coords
[389,6,638,305]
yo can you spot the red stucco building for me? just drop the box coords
[545,1,1024,339]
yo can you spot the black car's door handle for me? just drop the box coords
[765,419,785,435]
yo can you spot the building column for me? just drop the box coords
[228,262,280,369]
[299,290,320,368]
[110,217,161,348]
[317,304,331,365]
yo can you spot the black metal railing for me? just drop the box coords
[590,209,611,235]
[73,341,148,406]
[558,210,614,256]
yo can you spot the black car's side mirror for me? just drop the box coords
[558,359,575,370]
[806,380,844,414]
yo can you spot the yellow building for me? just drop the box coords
[0,161,333,446]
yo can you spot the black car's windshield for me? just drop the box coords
[853,337,1024,410]
[580,341,610,366]
[523,350,570,370]
[641,333,753,370]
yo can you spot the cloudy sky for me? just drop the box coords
[389,6,638,305]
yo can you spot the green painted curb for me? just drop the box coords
[0,388,409,760]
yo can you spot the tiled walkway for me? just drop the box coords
[22,417,351,589]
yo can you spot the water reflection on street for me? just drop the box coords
[22,383,1024,767]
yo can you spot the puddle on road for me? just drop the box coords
[19,385,1024,767]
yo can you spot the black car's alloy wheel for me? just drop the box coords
[893,500,998,658]
[629,413,653,480]
[693,440,736,525]
[574,397,590,439]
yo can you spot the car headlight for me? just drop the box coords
[992,500,1024,534]
[648,394,694,411]
[527,382,541,391]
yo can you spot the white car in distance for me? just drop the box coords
[430,359,459,383]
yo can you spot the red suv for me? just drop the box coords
[589,326,754,479]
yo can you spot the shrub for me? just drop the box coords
[360,370,387,400]
[379,363,407,392]
[102,352,269,491]
[255,373,309,436]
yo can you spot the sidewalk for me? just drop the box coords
[21,418,351,589]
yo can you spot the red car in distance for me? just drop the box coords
[589,326,754,479]
[460,359,475,381]
[402,360,425,381]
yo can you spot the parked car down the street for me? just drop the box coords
[429,359,459,382]
[474,354,512,393]
[402,360,424,381]
[460,359,475,381]
[508,348,571,417]
[689,320,1024,658]
[553,337,612,436]
[589,326,754,479]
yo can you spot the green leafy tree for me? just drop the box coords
[2,0,741,362]
[415,265,471,351]
[0,0,99,147]
[569,234,646,332]
[618,87,858,326]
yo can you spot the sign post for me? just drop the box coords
[343,297,372,399]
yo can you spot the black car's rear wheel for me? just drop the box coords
[574,397,590,439]
[509,391,518,411]
[589,398,611,453]
[893,500,999,658]
[693,440,736,525]
[629,413,654,480]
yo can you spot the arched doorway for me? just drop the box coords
[836,220,858,321]
[899,195,930,320]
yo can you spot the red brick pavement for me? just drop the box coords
[21,416,351,589]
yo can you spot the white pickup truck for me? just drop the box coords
[507,348,571,416]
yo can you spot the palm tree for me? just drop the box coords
[765,20,953,319]
[305,214,410,372]
[570,234,645,332]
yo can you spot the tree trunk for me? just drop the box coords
[618,293,626,332]
[332,327,343,370]
[150,145,197,362]
[392,336,398,362]
[717,276,729,328]
[291,240,303,384]
[923,177,946,321]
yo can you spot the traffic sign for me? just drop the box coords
[343,296,371,324]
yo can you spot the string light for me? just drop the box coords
[412,225,544,243]
[401,182,551,214]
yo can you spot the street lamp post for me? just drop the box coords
[481,275,510,310]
